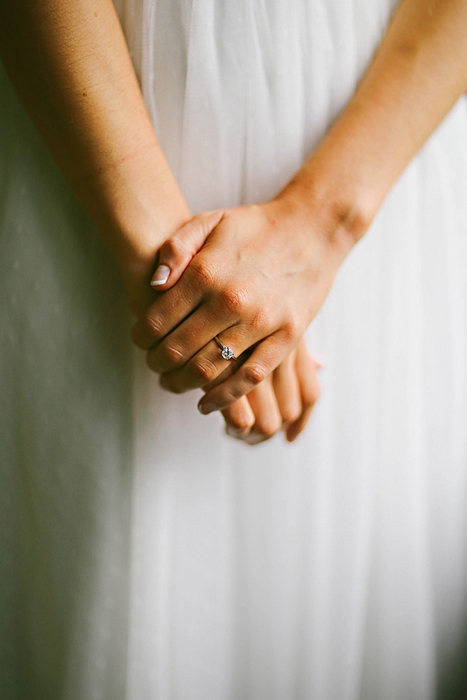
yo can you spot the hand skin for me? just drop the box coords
[0,0,191,316]
[145,231,324,444]
[131,0,467,414]
[3,1,467,424]
[220,340,322,445]
[0,0,321,444]
[133,200,339,418]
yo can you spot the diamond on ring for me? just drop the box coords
[221,346,235,360]
[214,336,237,361]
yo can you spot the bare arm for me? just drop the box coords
[285,0,467,232]
[0,0,322,444]
[0,0,190,315]
[131,0,467,411]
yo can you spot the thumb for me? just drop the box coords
[150,209,225,290]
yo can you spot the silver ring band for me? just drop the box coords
[214,336,237,361]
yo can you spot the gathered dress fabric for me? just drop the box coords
[2,0,467,698]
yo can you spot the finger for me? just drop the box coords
[285,346,322,442]
[272,350,302,428]
[243,376,283,445]
[146,302,236,375]
[197,330,294,413]
[221,397,255,439]
[201,346,253,391]
[159,323,259,394]
[131,267,205,350]
[132,312,162,350]
[310,353,324,370]
[149,210,225,290]
[174,335,254,395]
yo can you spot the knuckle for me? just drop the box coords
[282,320,300,343]
[160,343,185,367]
[302,384,321,408]
[191,358,218,384]
[244,363,268,387]
[281,406,301,424]
[227,415,254,433]
[254,420,281,439]
[190,258,217,288]
[143,311,164,338]
[250,307,269,331]
[219,286,249,314]
[163,236,188,260]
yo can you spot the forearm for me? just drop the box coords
[0,0,189,277]
[282,0,467,241]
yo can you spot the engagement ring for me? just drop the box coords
[214,336,237,361]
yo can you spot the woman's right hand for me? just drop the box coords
[220,338,322,445]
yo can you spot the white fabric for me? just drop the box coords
[1,1,467,698]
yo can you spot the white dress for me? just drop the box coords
[2,1,467,698]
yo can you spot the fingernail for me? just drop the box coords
[150,264,170,286]
[198,402,218,415]
[226,426,246,437]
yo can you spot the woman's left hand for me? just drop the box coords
[131,187,362,414]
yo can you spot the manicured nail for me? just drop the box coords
[150,264,170,286]
[198,402,218,415]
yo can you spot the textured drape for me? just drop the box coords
[1,1,467,698]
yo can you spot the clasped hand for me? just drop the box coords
[130,188,359,443]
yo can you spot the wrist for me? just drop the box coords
[81,157,191,317]
[276,139,382,253]
[272,167,371,267]
[275,66,416,251]
[111,194,191,278]
[117,196,191,318]
[72,141,191,275]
